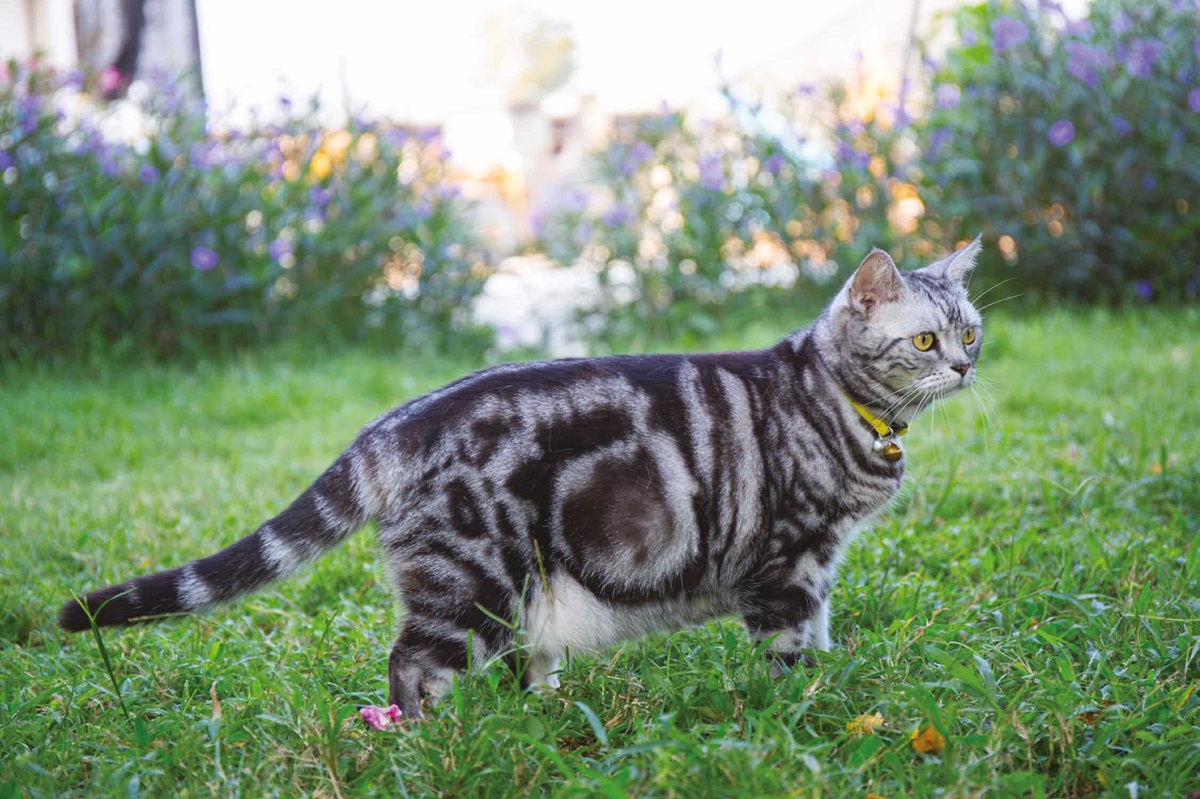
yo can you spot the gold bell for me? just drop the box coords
[881,441,904,462]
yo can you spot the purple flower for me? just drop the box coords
[796,83,818,97]
[962,28,978,47]
[309,186,333,207]
[927,127,952,157]
[190,142,213,170]
[0,150,12,171]
[268,238,292,261]
[934,84,960,109]
[629,140,654,165]
[138,164,159,184]
[190,245,218,271]
[1038,0,1062,12]
[384,127,409,150]
[1126,38,1163,79]
[1111,12,1131,35]
[418,127,441,145]
[991,16,1029,53]
[1189,88,1200,113]
[698,154,725,191]
[1135,280,1153,300]
[1065,41,1110,88]
[762,152,786,175]
[1111,114,1133,136]
[414,195,433,220]
[1047,120,1075,147]
[99,154,123,177]
[601,203,637,227]
[1141,174,1157,192]
[561,187,588,213]
[1064,19,1092,38]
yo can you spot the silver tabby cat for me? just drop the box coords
[60,239,985,719]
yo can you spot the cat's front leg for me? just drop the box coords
[811,593,832,652]
[736,579,822,675]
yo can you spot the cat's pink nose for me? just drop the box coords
[951,363,971,376]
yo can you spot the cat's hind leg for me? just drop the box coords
[382,530,520,719]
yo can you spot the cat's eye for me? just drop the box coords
[962,328,978,345]
[912,332,936,351]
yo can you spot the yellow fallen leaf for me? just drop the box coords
[865,794,886,799]
[909,725,945,755]
[846,711,885,736]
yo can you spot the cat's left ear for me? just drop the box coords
[924,234,982,288]
[848,248,903,318]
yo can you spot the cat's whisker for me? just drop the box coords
[879,385,922,420]
[970,383,1002,442]
[975,292,1025,314]
[969,276,1018,305]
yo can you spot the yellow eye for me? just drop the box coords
[912,332,936,352]
[962,328,977,345]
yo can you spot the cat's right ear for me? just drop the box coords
[848,249,902,318]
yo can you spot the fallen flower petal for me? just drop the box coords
[360,705,400,730]
[846,711,885,736]
[910,725,946,755]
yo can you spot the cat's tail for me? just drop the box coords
[58,452,371,632]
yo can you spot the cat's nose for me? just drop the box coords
[951,363,971,377]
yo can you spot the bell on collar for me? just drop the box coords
[881,441,903,462]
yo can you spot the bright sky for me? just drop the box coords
[201,0,1093,170]
[196,0,933,121]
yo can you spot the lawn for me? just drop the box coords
[1,308,1198,798]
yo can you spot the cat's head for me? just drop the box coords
[825,237,983,415]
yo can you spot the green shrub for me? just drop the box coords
[536,0,1198,332]
[0,64,489,361]
[534,104,867,345]
[919,0,1200,303]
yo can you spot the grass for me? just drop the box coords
[1,307,1198,798]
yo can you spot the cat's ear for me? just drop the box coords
[925,234,982,288]
[848,248,903,318]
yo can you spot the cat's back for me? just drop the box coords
[377,347,783,438]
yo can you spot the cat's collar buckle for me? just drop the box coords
[872,435,905,462]
[842,392,908,462]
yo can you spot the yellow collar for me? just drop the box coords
[841,391,909,462]
[842,393,908,439]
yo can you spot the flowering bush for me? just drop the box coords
[534,87,933,343]
[0,63,488,360]
[917,0,1200,302]
[538,0,1198,329]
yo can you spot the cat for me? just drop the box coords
[59,238,985,720]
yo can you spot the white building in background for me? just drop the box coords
[0,0,77,68]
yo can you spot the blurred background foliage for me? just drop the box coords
[2,0,1197,362]
[0,71,487,361]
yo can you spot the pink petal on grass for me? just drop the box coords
[360,704,402,730]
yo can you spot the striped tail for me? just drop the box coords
[58,453,369,633]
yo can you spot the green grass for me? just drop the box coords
[2,308,1198,798]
